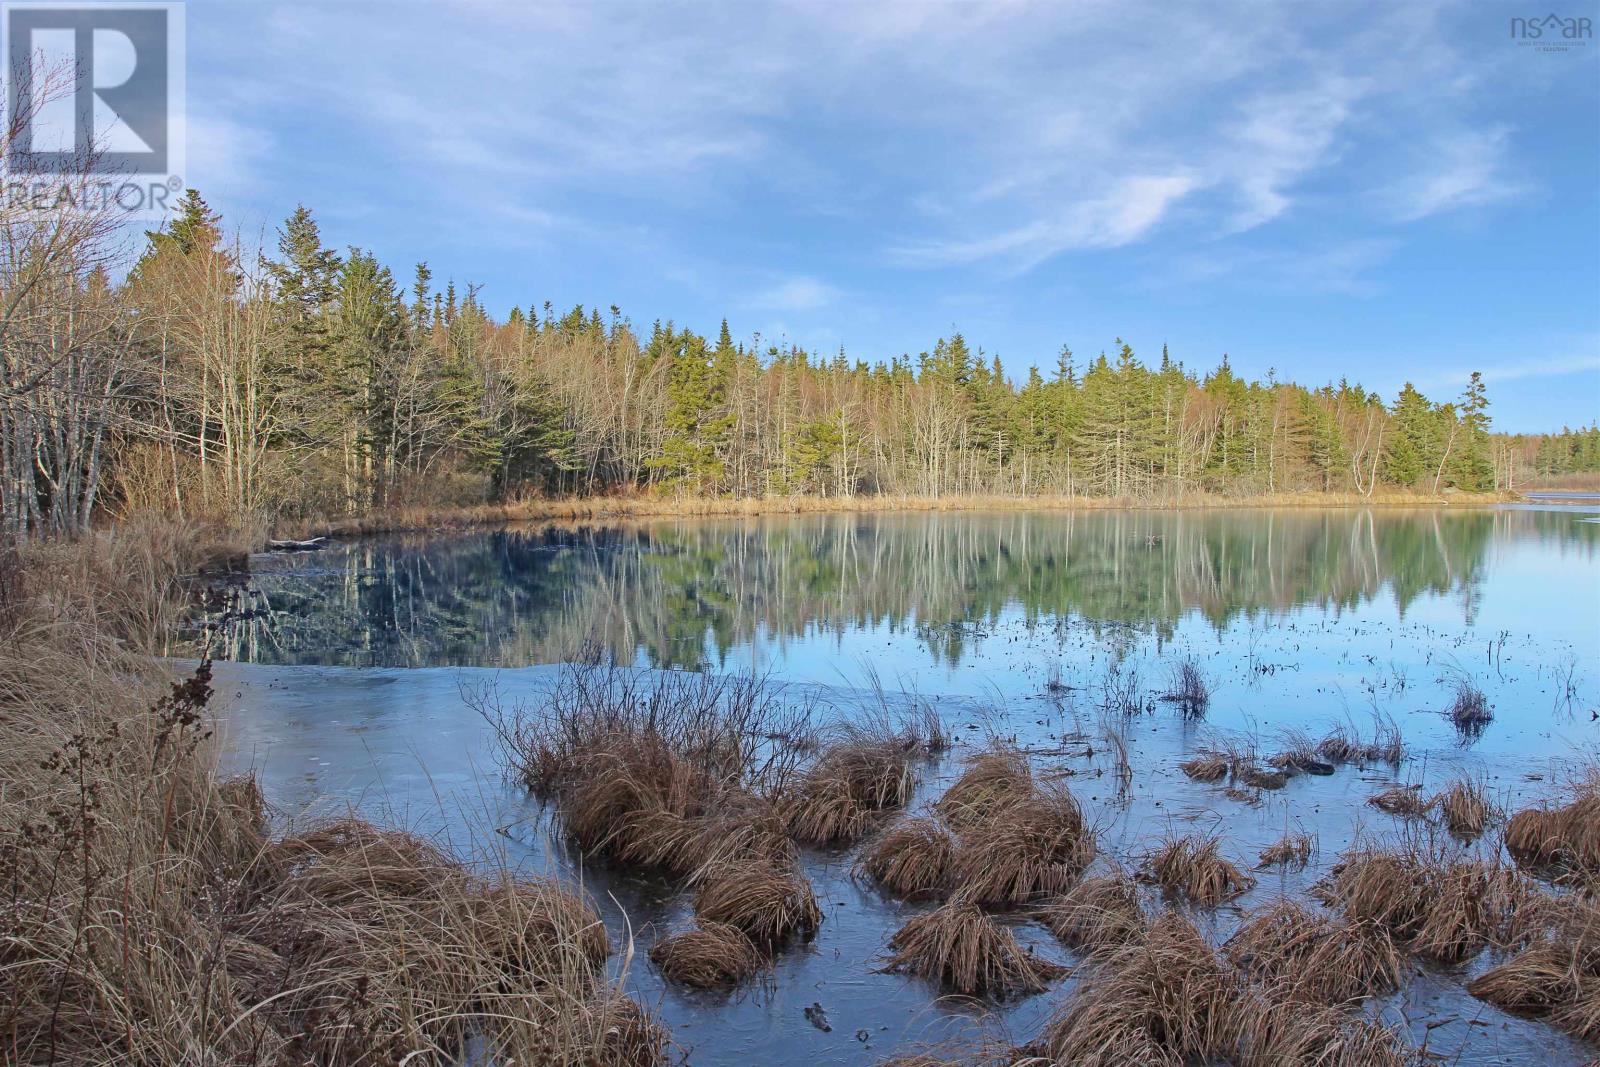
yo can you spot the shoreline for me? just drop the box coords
[292,488,1521,541]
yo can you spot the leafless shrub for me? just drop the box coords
[1161,655,1210,719]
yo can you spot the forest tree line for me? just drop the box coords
[3,190,1596,539]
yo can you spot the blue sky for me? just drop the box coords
[182,0,1599,432]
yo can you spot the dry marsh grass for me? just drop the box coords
[1367,785,1431,818]
[0,523,667,1066]
[949,785,1096,906]
[693,865,822,947]
[1256,832,1316,870]
[1160,656,1210,719]
[1224,899,1402,1005]
[1041,869,1147,953]
[880,896,1065,996]
[1468,896,1600,1042]
[1445,675,1493,736]
[1316,718,1404,766]
[1040,911,1244,1065]
[935,744,1035,829]
[858,816,955,899]
[1503,773,1600,881]
[1179,746,1230,783]
[1435,776,1496,837]
[648,922,764,988]
[1139,834,1256,906]
[781,724,918,846]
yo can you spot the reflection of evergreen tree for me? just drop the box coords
[211,509,1588,669]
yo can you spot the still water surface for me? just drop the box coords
[209,506,1600,1065]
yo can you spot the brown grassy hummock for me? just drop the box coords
[880,896,1065,996]
[694,864,822,947]
[935,744,1035,829]
[1040,911,1244,1065]
[858,816,955,899]
[1468,895,1600,1042]
[781,726,917,846]
[1224,899,1402,1005]
[1179,747,1230,783]
[948,784,1096,906]
[648,922,765,988]
[1503,774,1600,881]
[1042,869,1147,952]
[1140,834,1256,906]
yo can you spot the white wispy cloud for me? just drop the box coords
[1383,127,1526,222]
[746,276,840,312]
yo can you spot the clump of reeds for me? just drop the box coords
[1316,717,1403,766]
[1140,834,1256,906]
[649,922,764,988]
[1224,899,1402,1005]
[1161,655,1210,719]
[858,816,954,899]
[880,896,1065,996]
[1040,911,1245,1064]
[1179,746,1230,783]
[1367,784,1430,818]
[1434,776,1496,837]
[1,525,670,1067]
[781,725,917,846]
[1445,675,1493,736]
[1256,832,1315,870]
[1503,774,1600,881]
[1242,998,1414,1067]
[1468,895,1600,1042]
[936,744,1034,829]
[1314,846,1537,964]
[1235,763,1289,791]
[1267,728,1334,776]
[1042,868,1147,952]
[694,865,822,947]
[949,784,1096,905]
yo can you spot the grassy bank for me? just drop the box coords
[0,521,664,1065]
[294,488,1516,541]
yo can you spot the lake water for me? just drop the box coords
[205,505,1600,1066]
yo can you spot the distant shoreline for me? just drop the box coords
[288,488,1525,542]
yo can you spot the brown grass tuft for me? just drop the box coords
[880,896,1065,996]
[1256,832,1315,870]
[1435,776,1495,837]
[1041,911,1244,1065]
[1367,784,1431,818]
[936,744,1035,829]
[1241,998,1413,1067]
[1179,747,1230,783]
[1140,834,1256,906]
[1225,899,1402,1005]
[858,816,955,899]
[694,865,822,947]
[1042,869,1147,952]
[781,729,917,846]
[949,785,1096,906]
[648,922,764,988]
[1503,777,1600,881]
